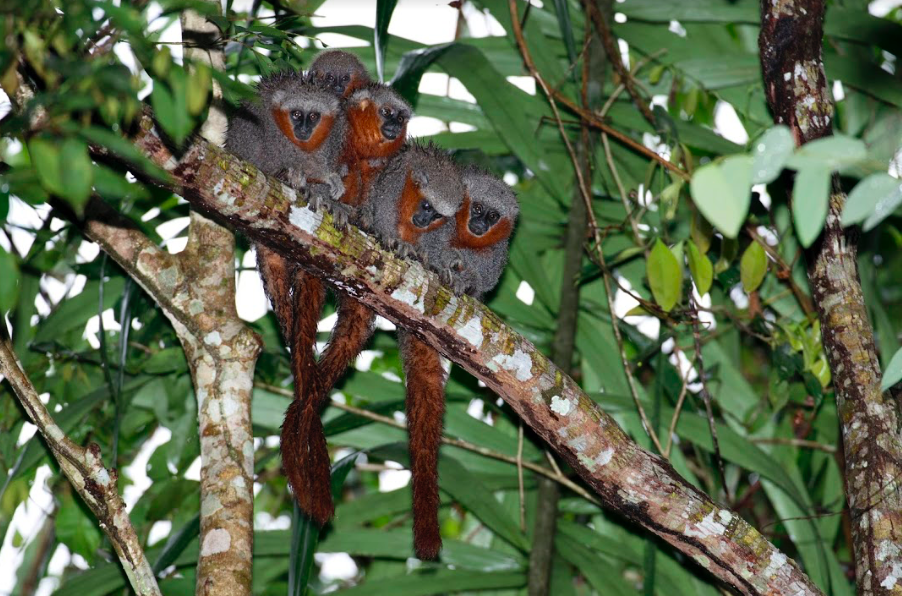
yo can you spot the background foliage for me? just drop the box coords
[1,0,902,594]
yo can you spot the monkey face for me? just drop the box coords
[411,198,445,228]
[312,69,353,96]
[467,201,502,236]
[378,104,410,140]
[290,109,323,141]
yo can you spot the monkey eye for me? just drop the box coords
[397,113,407,123]
[308,112,321,123]
[487,211,500,223]
[472,202,484,216]
[380,106,392,118]
[420,201,433,212]
[326,74,335,82]
[291,110,303,121]
[342,74,351,83]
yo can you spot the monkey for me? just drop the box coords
[225,70,348,526]
[420,164,520,298]
[397,164,518,560]
[356,142,469,560]
[280,83,413,526]
[308,49,371,99]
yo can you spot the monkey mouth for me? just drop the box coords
[381,123,402,140]
[294,126,313,141]
[468,220,491,236]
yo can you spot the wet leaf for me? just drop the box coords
[751,125,794,184]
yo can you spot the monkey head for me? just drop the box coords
[308,50,371,98]
[401,143,465,239]
[259,72,343,151]
[454,166,519,249]
[346,83,411,157]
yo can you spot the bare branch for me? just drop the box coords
[0,326,161,596]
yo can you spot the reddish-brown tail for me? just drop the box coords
[280,270,335,525]
[399,332,447,560]
[317,297,376,394]
[256,244,295,340]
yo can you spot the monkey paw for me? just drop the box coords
[440,267,468,295]
[356,206,375,232]
[388,238,417,259]
[324,201,353,229]
[285,169,309,193]
[325,173,346,202]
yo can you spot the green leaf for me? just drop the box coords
[841,173,902,231]
[751,125,794,184]
[152,67,192,145]
[390,43,454,106]
[187,62,211,116]
[333,570,525,596]
[786,135,867,171]
[374,0,399,82]
[59,137,93,213]
[56,498,103,563]
[689,155,752,238]
[28,137,65,196]
[647,239,682,312]
[0,245,19,312]
[792,166,831,247]
[80,126,170,183]
[881,347,902,392]
[289,451,360,596]
[740,241,767,293]
[686,240,713,295]
[144,347,189,374]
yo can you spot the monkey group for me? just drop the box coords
[225,49,519,560]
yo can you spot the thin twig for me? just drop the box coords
[749,437,837,453]
[517,423,526,531]
[664,363,691,458]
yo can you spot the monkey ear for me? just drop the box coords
[356,99,372,110]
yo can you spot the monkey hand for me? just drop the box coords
[387,237,418,260]
[308,190,352,229]
[325,172,346,202]
[439,252,468,295]
[355,204,375,232]
[284,168,310,193]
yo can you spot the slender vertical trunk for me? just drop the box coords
[758,2,902,594]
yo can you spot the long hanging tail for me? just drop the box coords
[399,332,447,561]
[317,297,376,393]
[256,244,295,341]
[280,270,334,526]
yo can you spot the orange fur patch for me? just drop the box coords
[339,100,407,206]
[452,193,513,250]
[397,173,445,244]
[272,109,335,152]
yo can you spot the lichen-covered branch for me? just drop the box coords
[177,7,257,595]
[120,116,824,596]
[759,2,902,594]
[0,326,161,596]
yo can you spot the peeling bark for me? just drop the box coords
[0,327,161,596]
[114,117,825,596]
[759,2,902,595]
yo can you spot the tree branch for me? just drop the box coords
[0,325,161,596]
[759,1,902,593]
[113,113,825,596]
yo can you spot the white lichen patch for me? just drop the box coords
[204,331,222,346]
[222,396,239,417]
[458,316,483,348]
[201,528,231,556]
[46,424,65,442]
[93,468,112,486]
[387,286,420,313]
[550,395,572,416]
[289,205,321,233]
[189,299,205,315]
[764,550,788,577]
[877,540,901,561]
[718,510,733,524]
[684,511,727,539]
[202,494,223,517]
[881,562,901,590]
[566,435,588,452]
[492,349,533,382]
[594,448,614,467]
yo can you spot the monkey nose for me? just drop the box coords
[382,123,401,140]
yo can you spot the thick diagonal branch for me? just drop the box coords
[759,2,902,594]
[117,116,824,596]
[0,327,160,596]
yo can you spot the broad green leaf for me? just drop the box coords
[59,137,93,213]
[151,67,192,145]
[686,240,713,295]
[334,570,525,595]
[92,163,150,200]
[374,0,399,82]
[80,126,170,182]
[690,156,752,238]
[792,166,831,247]
[144,347,189,374]
[0,246,19,312]
[34,278,125,343]
[647,239,682,312]
[881,347,902,392]
[56,498,102,563]
[740,241,767,293]
[841,173,902,231]
[390,43,454,106]
[751,125,794,184]
[28,137,65,196]
[786,135,867,171]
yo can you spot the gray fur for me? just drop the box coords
[419,166,519,298]
[308,50,371,96]
[363,143,464,251]
[225,71,347,210]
